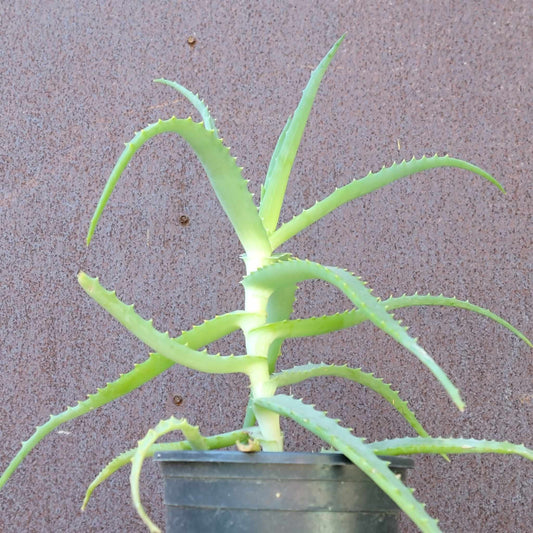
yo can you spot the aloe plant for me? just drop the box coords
[1,36,531,533]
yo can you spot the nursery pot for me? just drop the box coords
[154,450,413,532]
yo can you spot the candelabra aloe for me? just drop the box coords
[1,36,531,533]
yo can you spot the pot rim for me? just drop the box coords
[154,450,414,469]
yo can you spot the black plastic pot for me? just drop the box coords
[154,450,413,532]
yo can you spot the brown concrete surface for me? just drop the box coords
[1,2,531,531]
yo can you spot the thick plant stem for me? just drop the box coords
[242,253,283,451]
[248,365,282,450]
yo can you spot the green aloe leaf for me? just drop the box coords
[130,417,209,532]
[78,272,264,375]
[259,35,345,234]
[255,394,440,533]
[250,293,531,347]
[82,428,251,509]
[86,117,271,257]
[0,309,251,491]
[260,116,291,206]
[368,437,533,460]
[264,283,299,372]
[244,258,465,410]
[154,78,218,135]
[271,363,432,438]
[270,155,503,249]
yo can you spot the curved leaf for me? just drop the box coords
[255,395,440,533]
[271,363,432,438]
[270,155,503,249]
[244,258,465,410]
[386,293,531,346]
[0,310,251,491]
[368,437,533,460]
[78,272,263,375]
[86,117,271,257]
[250,293,532,347]
[264,283,298,372]
[82,428,251,509]
[130,417,209,532]
[154,78,218,135]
